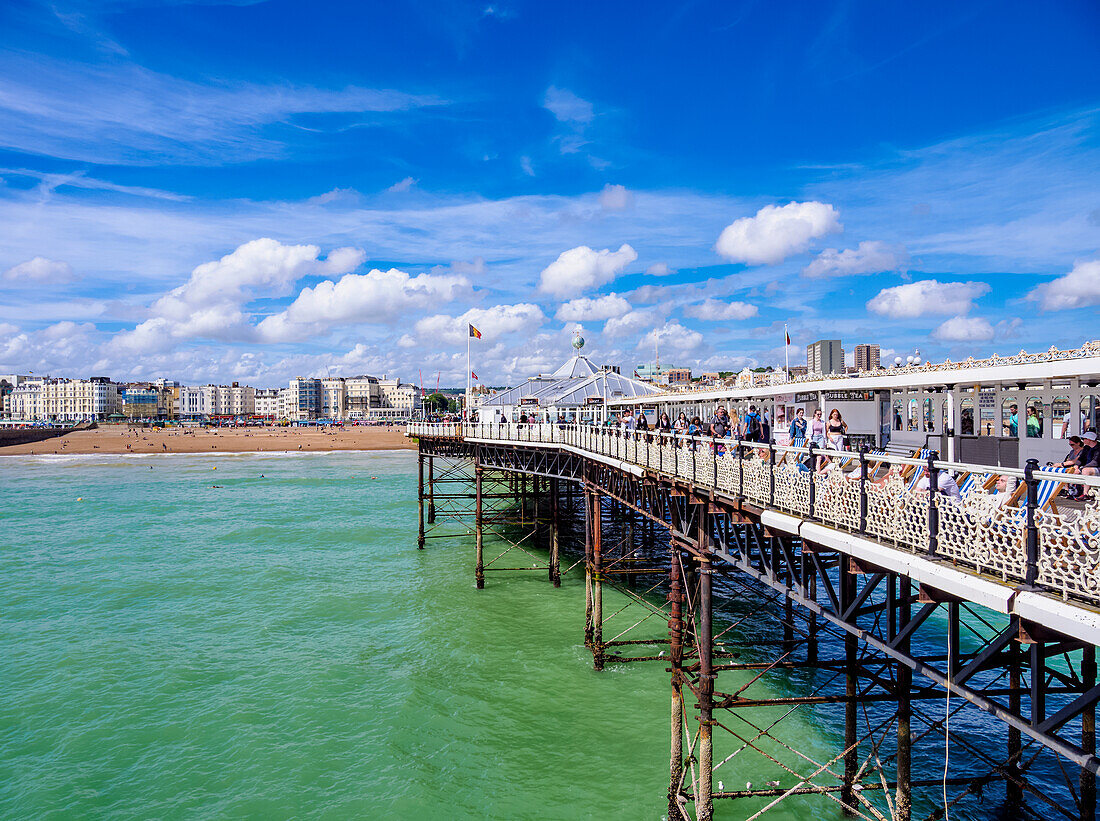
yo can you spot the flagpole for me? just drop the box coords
[466,332,471,422]
[784,324,790,381]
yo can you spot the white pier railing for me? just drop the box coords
[407,422,1100,607]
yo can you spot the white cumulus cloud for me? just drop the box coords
[111,238,365,352]
[3,256,74,283]
[598,184,633,212]
[715,201,841,266]
[646,262,675,277]
[803,241,908,278]
[639,322,703,356]
[866,279,989,319]
[538,244,637,297]
[414,304,545,346]
[258,267,470,342]
[603,307,664,338]
[1028,259,1100,311]
[684,298,758,321]
[555,293,631,322]
[932,315,995,342]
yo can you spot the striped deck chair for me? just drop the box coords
[1006,466,1068,514]
[900,449,932,481]
[776,437,805,466]
[958,471,996,498]
[864,449,890,480]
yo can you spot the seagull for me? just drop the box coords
[766,780,780,788]
[746,782,753,790]
[717,781,723,791]
[658,650,665,657]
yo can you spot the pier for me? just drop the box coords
[410,421,1100,820]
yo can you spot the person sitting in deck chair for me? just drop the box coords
[913,471,962,499]
[991,475,1018,507]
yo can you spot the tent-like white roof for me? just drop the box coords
[549,354,599,379]
[481,354,662,410]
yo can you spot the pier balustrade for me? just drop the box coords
[407,421,1100,607]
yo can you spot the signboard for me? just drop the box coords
[823,390,876,402]
[794,392,818,403]
[585,396,604,405]
[520,397,538,406]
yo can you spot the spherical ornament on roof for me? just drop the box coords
[572,333,585,350]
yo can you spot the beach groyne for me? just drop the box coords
[0,422,95,449]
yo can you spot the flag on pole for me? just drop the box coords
[469,324,481,339]
[471,371,478,380]
[785,328,791,346]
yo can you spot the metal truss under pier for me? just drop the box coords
[413,430,1099,821]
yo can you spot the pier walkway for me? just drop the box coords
[408,421,1100,821]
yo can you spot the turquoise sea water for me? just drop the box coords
[2,450,998,820]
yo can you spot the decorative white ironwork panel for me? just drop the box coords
[864,477,906,545]
[815,471,861,532]
[716,452,739,495]
[742,456,771,507]
[1037,503,1100,601]
[772,464,810,516]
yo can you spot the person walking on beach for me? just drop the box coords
[827,409,847,450]
[789,408,807,441]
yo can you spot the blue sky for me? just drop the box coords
[1,0,1098,387]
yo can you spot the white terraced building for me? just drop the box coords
[6,377,120,422]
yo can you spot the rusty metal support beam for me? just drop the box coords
[475,462,484,589]
[417,451,425,549]
[549,476,561,587]
[592,489,604,671]
[427,455,436,523]
[668,545,685,819]
[696,501,714,821]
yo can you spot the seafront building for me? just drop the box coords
[853,343,881,371]
[254,388,279,417]
[3,372,420,423]
[5,377,120,422]
[807,339,844,375]
[345,376,382,420]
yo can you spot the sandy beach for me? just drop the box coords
[0,425,416,455]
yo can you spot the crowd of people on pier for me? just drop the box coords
[500,400,1099,507]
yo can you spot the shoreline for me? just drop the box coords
[0,425,417,456]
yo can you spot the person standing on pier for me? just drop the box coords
[708,406,730,438]
[827,409,847,450]
[809,408,827,448]
[742,404,763,442]
[789,407,807,441]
